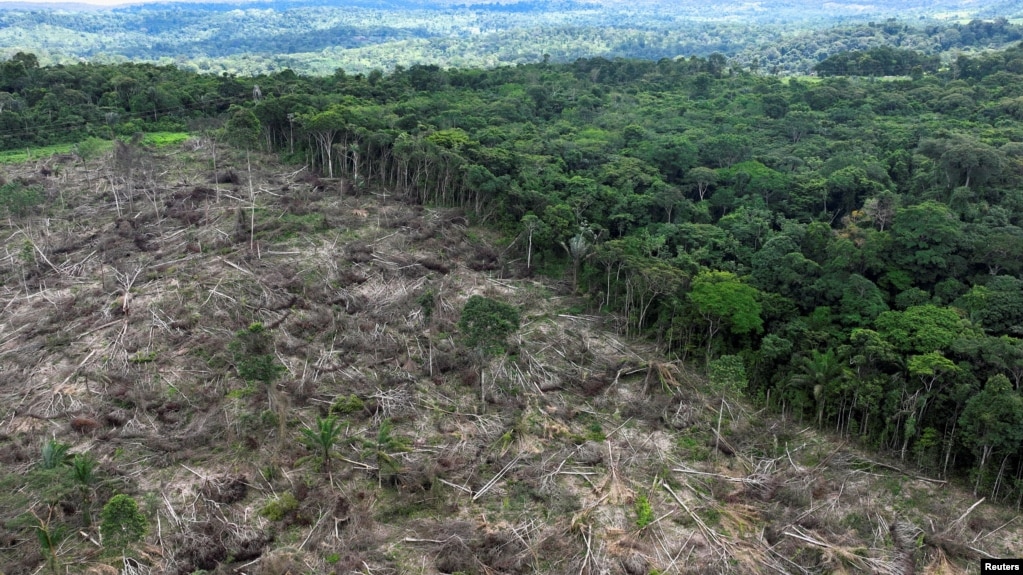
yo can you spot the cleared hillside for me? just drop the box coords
[0,138,1019,575]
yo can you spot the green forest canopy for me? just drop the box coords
[0,0,1020,75]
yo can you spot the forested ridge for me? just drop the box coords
[0,0,1021,75]
[3,40,1023,501]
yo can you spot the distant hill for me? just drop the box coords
[0,0,1017,75]
[0,1,122,8]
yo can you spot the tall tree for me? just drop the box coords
[889,201,963,287]
[302,107,348,179]
[788,349,851,427]
[875,304,970,355]
[959,375,1023,495]
[689,270,762,359]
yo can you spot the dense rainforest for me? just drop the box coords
[0,0,1022,76]
[4,40,1023,504]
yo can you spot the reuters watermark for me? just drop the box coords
[983,560,1023,572]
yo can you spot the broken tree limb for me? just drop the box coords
[673,466,745,482]
[438,478,472,494]
[338,456,377,470]
[403,537,456,544]
[951,497,985,527]
[852,456,946,485]
[472,456,520,501]
[662,481,723,548]
[782,530,829,548]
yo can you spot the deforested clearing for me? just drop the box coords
[0,140,1019,575]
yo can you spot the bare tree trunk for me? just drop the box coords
[715,400,724,457]
[994,454,1010,500]
[942,417,957,479]
[526,230,533,270]
[212,136,220,204]
[975,446,991,495]
[247,152,256,253]
[1015,460,1023,512]
[111,178,122,217]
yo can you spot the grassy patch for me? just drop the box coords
[0,142,78,164]
[254,210,330,241]
[141,132,190,147]
[0,132,188,164]
[259,492,299,521]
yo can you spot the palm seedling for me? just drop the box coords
[40,439,71,469]
[70,453,99,526]
[374,419,410,487]
[300,415,342,478]
[33,508,64,575]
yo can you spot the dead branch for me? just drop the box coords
[890,517,918,575]
[473,456,520,501]
[338,456,377,471]
[438,478,472,494]
[403,537,457,544]
[852,456,946,485]
[300,509,329,549]
[951,497,985,527]
[662,481,723,548]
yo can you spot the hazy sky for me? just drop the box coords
[0,0,134,4]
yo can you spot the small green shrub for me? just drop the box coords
[331,394,364,415]
[261,464,280,482]
[35,518,65,575]
[634,494,654,528]
[226,386,256,400]
[236,354,284,384]
[129,351,157,364]
[230,322,284,384]
[100,494,148,552]
[458,295,520,356]
[418,289,436,320]
[40,439,71,469]
[841,512,872,537]
[300,415,342,474]
[699,506,721,527]
[259,493,298,521]
[0,181,42,217]
[260,409,279,429]
[374,419,410,484]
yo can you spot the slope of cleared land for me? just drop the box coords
[0,140,1020,575]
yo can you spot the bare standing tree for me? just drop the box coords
[113,258,148,316]
[112,133,144,216]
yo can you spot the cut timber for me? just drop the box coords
[890,517,918,575]
[712,429,737,456]
[951,497,985,527]
[853,456,946,485]
[922,531,989,561]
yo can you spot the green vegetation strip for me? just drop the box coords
[0,132,189,164]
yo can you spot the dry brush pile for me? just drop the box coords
[0,140,1020,575]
